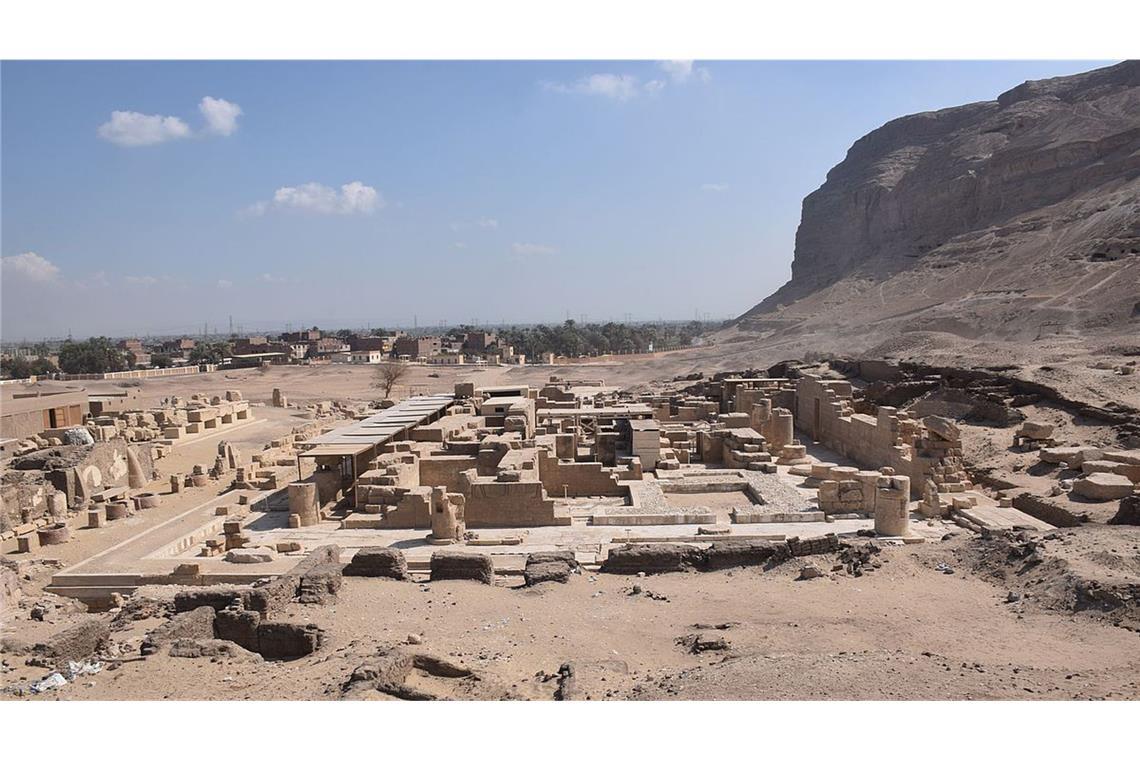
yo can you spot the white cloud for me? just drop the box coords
[512,242,557,256]
[658,60,711,84]
[98,111,191,147]
[260,273,293,284]
[217,279,234,289]
[544,73,641,101]
[453,242,467,249]
[545,64,707,102]
[252,181,384,216]
[476,217,499,229]
[701,183,729,192]
[124,275,160,286]
[98,96,243,147]
[199,96,242,136]
[1,252,60,282]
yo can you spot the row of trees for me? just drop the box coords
[495,320,713,358]
[0,355,58,379]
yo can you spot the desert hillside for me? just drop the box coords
[733,60,1140,351]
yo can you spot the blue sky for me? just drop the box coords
[0,60,1112,340]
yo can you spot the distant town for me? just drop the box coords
[0,320,720,379]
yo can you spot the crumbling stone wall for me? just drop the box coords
[536,449,626,498]
[795,374,969,498]
[459,470,566,527]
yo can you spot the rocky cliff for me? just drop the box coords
[737,61,1140,347]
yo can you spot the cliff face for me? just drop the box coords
[739,61,1140,345]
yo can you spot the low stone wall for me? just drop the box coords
[1012,492,1088,528]
[602,534,842,575]
[174,544,342,618]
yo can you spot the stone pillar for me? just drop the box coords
[126,445,148,489]
[170,473,183,493]
[750,400,772,431]
[874,475,911,537]
[430,486,456,543]
[288,482,320,527]
[769,409,794,450]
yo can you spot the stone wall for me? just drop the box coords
[536,449,626,498]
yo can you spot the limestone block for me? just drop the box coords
[1072,473,1134,501]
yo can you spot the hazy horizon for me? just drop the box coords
[1,59,1113,341]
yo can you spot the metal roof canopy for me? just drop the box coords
[537,404,654,418]
[298,393,456,457]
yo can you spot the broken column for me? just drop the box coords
[874,474,911,537]
[288,481,320,527]
[126,444,148,488]
[430,487,465,544]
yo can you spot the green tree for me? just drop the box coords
[1,356,33,379]
[57,338,128,374]
[29,357,57,375]
[151,353,174,368]
[189,341,231,365]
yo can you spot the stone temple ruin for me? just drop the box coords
[4,359,1138,671]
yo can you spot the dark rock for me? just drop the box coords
[343,547,409,580]
[256,622,326,659]
[705,539,788,570]
[297,563,342,605]
[524,561,571,586]
[214,606,261,652]
[430,551,494,584]
[601,543,703,574]
[142,606,216,655]
[787,534,840,557]
[32,618,109,666]
[168,638,261,660]
[1108,494,1140,526]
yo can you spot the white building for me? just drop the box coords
[332,350,387,364]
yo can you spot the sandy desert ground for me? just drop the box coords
[3,340,1138,701]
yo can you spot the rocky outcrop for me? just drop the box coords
[738,61,1140,346]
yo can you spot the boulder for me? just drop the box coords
[1108,494,1140,526]
[142,606,217,654]
[32,618,110,666]
[524,561,571,586]
[225,547,276,564]
[1040,446,1101,467]
[523,550,578,586]
[430,551,494,584]
[343,547,409,580]
[296,563,342,605]
[1017,421,1054,440]
[923,415,960,442]
[1072,472,1135,501]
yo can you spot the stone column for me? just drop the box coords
[430,486,458,543]
[769,409,794,450]
[288,481,320,527]
[874,474,911,536]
